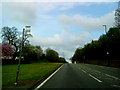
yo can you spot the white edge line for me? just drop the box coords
[105,74,120,80]
[34,64,64,90]
[89,74,102,83]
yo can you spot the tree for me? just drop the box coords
[1,26,32,60]
[106,27,120,60]
[0,44,2,58]
[1,42,15,58]
[23,45,42,63]
[115,2,120,27]
[58,57,66,63]
[45,48,59,62]
[1,27,19,60]
[35,46,43,57]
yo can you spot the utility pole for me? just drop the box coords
[102,25,107,34]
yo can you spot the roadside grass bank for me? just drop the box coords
[2,63,63,89]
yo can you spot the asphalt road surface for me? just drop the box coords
[35,63,120,89]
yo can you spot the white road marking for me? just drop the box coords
[111,85,120,88]
[105,74,120,80]
[89,74,102,82]
[82,69,86,73]
[34,64,64,90]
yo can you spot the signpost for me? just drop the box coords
[15,26,31,85]
[25,26,31,35]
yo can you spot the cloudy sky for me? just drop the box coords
[1,0,119,62]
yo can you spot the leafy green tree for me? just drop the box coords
[58,57,66,63]
[106,27,120,60]
[45,48,59,62]
[115,5,120,27]
[72,48,85,63]
[35,46,43,57]
[23,45,42,63]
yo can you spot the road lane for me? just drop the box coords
[35,63,111,89]
[77,64,120,88]
[79,64,120,78]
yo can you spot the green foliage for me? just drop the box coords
[115,6,120,28]
[58,57,66,63]
[23,45,43,62]
[45,48,59,62]
[71,27,120,63]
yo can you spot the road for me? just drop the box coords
[35,63,120,89]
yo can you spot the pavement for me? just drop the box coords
[34,63,120,89]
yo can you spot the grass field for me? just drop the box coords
[2,63,63,88]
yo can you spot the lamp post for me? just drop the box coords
[102,25,110,66]
[15,26,31,85]
[102,25,107,34]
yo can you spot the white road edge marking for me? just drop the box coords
[111,85,120,88]
[34,64,64,90]
[89,74,102,82]
[105,74,120,80]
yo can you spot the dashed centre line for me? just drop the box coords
[111,85,120,88]
[105,74,120,80]
[82,69,86,73]
[89,74,102,83]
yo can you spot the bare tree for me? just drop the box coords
[1,27,20,60]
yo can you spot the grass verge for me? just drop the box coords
[2,63,63,89]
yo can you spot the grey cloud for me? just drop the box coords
[3,2,37,25]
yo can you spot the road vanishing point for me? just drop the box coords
[34,63,120,89]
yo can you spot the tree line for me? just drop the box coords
[71,3,120,66]
[1,27,66,65]
[71,27,120,63]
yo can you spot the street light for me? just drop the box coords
[102,25,107,34]
[14,26,31,85]
[107,52,109,55]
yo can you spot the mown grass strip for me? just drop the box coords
[2,63,63,88]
